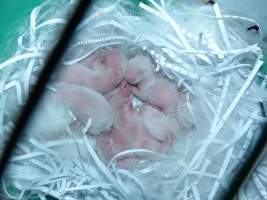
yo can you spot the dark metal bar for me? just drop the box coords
[0,0,92,179]
[217,124,267,200]
[259,101,266,117]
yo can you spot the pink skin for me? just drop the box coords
[105,80,133,112]
[96,81,178,166]
[55,84,114,135]
[55,50,181,166]
[125,54,179,114]
[58,49,127,94]
[131,76,179,114]
[96,103,169,165]
[125,54,154,85]
[96,127,163,168]
[139,104,178,145]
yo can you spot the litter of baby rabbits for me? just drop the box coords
[0,0,267,200]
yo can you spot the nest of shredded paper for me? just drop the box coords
[0,0,267,200]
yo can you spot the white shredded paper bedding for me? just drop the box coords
[0,0,267,199]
